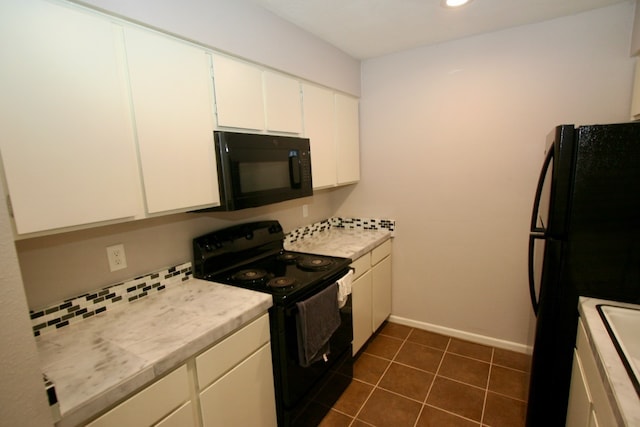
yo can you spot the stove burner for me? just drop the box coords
[267,276,297,288]
[297,257,334,271]
[231,269,268,283]
[277,252,300,263]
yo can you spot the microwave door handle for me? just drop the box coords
[289,153,301,188]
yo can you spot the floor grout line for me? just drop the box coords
[340,324,529,427]
[411,336,451,427]
[480,347,495,426]
[347,328,410,426]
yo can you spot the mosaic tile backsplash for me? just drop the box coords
[31,217,393,337]
[285,217,396,245]
[30,262,192,337]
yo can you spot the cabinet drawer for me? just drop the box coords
[155,401,196,427]
[371,239,391,265]
[86,365,190,427]
[196,313,270,389]
[350,253,371,280]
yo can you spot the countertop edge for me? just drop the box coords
[578,297,640,426]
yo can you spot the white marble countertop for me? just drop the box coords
[579,297,640,426]
[285,228,391,260]
[36,278,272,427]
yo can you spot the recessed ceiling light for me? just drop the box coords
[442,0,473,7]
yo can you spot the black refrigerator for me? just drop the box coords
[526,123,640,426]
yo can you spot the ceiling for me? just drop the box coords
[251,0,629,59]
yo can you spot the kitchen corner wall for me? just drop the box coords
[336,2,636,349]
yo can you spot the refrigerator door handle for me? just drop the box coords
[528,145,554,315]
[528,233,545,314]
[530,146,554,233]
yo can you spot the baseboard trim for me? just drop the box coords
[388,315,533,355]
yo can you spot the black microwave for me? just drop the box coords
[207,131,313,211]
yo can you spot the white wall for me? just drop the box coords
[19,192,338,309]
[73,0,361,96]
[0,185,53,425]
[336,2,635,349]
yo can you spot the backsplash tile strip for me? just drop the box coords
[31,262,192,337]
[285,216,396,244]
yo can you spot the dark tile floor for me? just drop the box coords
[319,322,531,427]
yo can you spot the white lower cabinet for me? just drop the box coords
[196,313,277,427]
[86,365,192,427]
[566,317,616,427]
[199,344,276,427]
[351,239,392,355]
[84,313,275,427]
[372,245,392,332]
[352,268,373,355]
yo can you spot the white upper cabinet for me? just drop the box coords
[302,86,360,189]
[212,54,265,130]
[123,26,220,214]
[302,84,336,189]
[264,71,303,134]
[212,54,302,134]
[335,93,360,185]
[0,0,358,237]
[0,0,139,235]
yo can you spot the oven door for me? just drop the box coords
[270,282,353,425]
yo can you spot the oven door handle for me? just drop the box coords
[284,271,352,316]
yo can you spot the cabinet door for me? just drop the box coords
[124,26,220,214]
[352,269,373,355]
[335,93,360,185]
[0,0,139,234]
[566,350,592,427]
[264,71,302,134]
[212,54,264,130]
[372,255,392,332]
[200,344,277,427]
[302,84,337,189]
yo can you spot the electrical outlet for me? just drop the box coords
[106,244,127,272]
[302,204,309,218]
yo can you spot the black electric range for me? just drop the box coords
[193,221,354,426]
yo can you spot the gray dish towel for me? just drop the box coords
[296,283,341,367]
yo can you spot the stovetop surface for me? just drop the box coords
[193,221,351,303]
[202,250,351,303]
